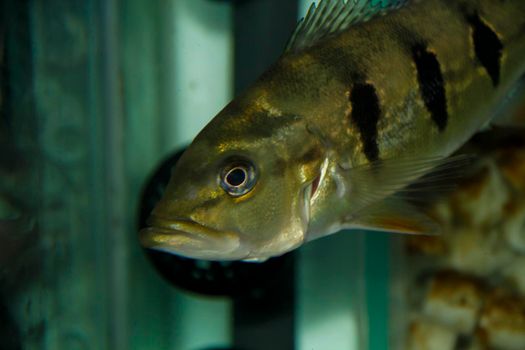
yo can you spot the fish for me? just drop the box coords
[140,0,525,262]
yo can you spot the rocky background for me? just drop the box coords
[403,127,525,350]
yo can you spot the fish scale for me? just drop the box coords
[141,0,525,261]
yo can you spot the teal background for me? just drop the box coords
[1,0,396,349]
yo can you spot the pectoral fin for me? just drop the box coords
[346,154,473,210]
[347,198,440,235]
[339,155,473,235]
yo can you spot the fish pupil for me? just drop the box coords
[226,168,247,187]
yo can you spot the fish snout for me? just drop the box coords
[140,215,247,260]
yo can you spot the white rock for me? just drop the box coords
[423,272,483,334]
[479,291,525,350]
[408,318,457,350]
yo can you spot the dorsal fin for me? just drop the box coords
[286,0,410,53]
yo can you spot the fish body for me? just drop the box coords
[141,0,525,261]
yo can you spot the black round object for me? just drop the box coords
[226,167,246,186]
[137,148,293,297]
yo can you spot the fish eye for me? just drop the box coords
[219,160,257,197]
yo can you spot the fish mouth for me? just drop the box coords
[139,217,246,261]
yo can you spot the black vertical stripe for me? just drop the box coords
[350,83,381,162]
[412,44,448,131]
[468,14,503,87]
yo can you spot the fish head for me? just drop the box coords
[140,103,324,262]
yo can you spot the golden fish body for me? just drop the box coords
[141,0,525,261]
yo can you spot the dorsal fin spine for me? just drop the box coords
[323,1,344,34]
[312,0,328,32]
[286,0,410,53]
